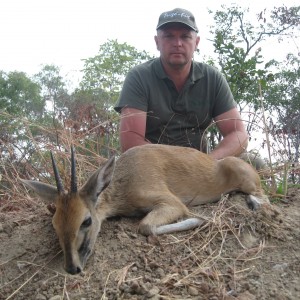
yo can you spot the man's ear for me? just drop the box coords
[195,36,200,50]
[154,35,160,51]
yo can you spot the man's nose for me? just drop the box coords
[173,37,183,46]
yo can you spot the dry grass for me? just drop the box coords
[0,193,283,299]
[0,115,290,299]
[0,116,113,220]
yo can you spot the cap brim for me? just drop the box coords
[156,21,198,32]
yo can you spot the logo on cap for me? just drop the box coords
[156,8,198,32]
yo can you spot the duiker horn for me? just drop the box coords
[71,146,77,193]
[50,151,65,194]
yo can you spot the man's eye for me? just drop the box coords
[81,217,92,228]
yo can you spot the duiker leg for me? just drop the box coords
[138,193,190,235]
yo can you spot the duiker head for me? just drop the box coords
[21,147,115,274]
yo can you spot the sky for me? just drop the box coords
[0,0,299,86]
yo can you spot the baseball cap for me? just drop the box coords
[156,8,199,32]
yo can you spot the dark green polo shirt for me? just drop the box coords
[114,58,236,151]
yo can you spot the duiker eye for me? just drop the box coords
[81,217,92,228]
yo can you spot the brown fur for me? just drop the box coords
[21,144,269,274]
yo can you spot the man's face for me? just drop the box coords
[155,24,200,69]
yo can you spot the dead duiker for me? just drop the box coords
[21,144,270,274]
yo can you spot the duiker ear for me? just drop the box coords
[80,156,116,202]
[20,179,58,203]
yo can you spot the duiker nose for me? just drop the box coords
[66,264,81,275]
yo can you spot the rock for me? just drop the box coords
[156,267,165,278]
[147,286,160,298]
[240,231,258,248]
[237,291,256,300]
[198,282,210,294]
[188,286,199,296]
[272,262,289,271]
[49,296,62,300]
[3,224,13,236]
[36,294,47,300]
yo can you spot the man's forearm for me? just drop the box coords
[120,130,151,153]
[208,131,248,160]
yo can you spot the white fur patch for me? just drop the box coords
[154,218,205,235]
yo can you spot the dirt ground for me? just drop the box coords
[0,188,299,300]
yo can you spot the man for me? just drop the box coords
[114,8,248,160]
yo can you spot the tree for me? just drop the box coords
[80,39,153,107]
[207,4,299,146]
[265,54,300,183]
[56,39,154,154]
[209,5,299,106]
[0,71,44,117]
[0,70,50,193]
[0,71,46,161]
[34,64,70,116]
